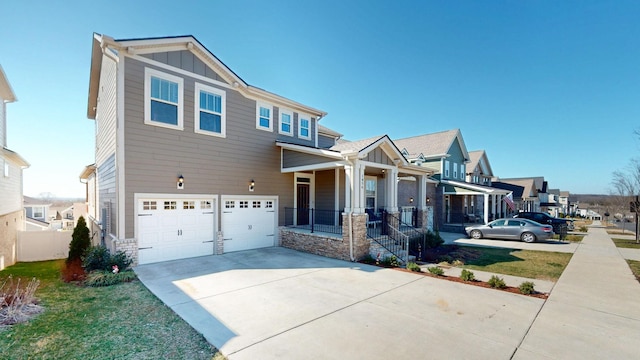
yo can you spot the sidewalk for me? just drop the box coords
[513,221,640,359]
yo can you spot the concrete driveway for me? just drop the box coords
[136,247,544,359]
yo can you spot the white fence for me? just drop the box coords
[17,230,72,262]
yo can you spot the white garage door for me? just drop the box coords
[222,198,276,253]
[137,198,215,264]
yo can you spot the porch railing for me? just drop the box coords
[367,210,425,265]
[283,208,343,235]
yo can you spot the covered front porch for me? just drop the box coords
[276,136,435,263]
[439,179,512,231]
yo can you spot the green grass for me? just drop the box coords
[611,238,640,249]
[627,260,640,283]
[1,260,225,360]
[455,247,572,281]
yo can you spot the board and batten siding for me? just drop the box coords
[0,157,23,216]
[122,56,307,238]
[315,170,336,211]
[363,148,394,166]
[317,134,335,149]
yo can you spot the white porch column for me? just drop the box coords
[344,164,352,212]
[417,175,427,211]
[353,161,365,214]
[492,194,497,219]
[483,193,490,223]
[386,168,398,212]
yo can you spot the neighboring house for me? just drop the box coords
[394,129,510,228]
[85,34,435,266]
[23,196,52,223]
[492,178,540,212]
[0,65,29,270]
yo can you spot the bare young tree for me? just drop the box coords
[611,134,640,240]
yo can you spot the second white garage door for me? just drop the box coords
[222,198,276,253]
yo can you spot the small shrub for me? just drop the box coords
[460,269,475,282]
[360,254,376,264]
[61,258,86,283]
[67,216,91,264]
[488,275,507,289]
[519,281,536,295]
[381,255,400,268]
[428,266,444,276]
[84,270,137,287]
[452,259,464,267]
[0,276,42,326]
[406,262,421,272]
[83,246,133,273]
[579,226,588,232]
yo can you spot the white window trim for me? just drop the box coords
[144,68,184,130]
[444,160,450,178]
[194,82,226,138]
[279,108,294,136]
[298,113,311,140]
[32,206,44,218]
[2,159,7,177]
[256,102,273,132]
[461,164,466,180]
[453,163,458,179]
[365,175,377,209]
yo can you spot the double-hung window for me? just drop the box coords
[298,114,311,140]
[444,160,450,178]
[279,108,293,136]
[144,68,183,130]
[256,102,273,131]
[195,83,226,137]
[460,164,466,180]
[453,163,458,179]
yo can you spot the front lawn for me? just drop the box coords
[627,260,640,283]
[1,260,225,360]
[425,245,572,281]
[611,238,640,249]
[553,234,584,242]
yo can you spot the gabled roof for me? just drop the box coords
[330,135,409,166]
[467,150,493,176]
[88,33,327,120]
[500,176,545,192]
[493,178,538,199]
[79,163,96,182]
[393,129,469,161]
[0,65,17,103]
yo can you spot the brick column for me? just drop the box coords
[342,213,369,261]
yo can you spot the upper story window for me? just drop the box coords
[195,82,226,137]
[279,108,293,136]
[32,206,44,219]
[298,114,311,140]
[144,68,183,130]
[453,163,458,179]
[444,160,450,178]
[460,164,465,180]
[256,102,273,131]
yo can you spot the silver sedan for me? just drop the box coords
[465,218,554,243]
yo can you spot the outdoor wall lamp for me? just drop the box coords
[249,179,255,192]
[426,196,431,204]
[177,175,184,189]
[409,197,414,203]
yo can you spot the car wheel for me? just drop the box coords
[470,230,482,239]
[521,232,536,243]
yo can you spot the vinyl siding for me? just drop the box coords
[0,102,5,147]
[282,149,339,168]
[142,51,223,83]
[0,157,23,216]
[94,54,118,236]
[98,154,117,236]
[315,170,336,211]
[122,56,298,238]
[274,107,317,147]
[317,134,335,149]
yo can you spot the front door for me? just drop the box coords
[296,183,310,225]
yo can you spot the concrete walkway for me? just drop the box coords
[513,221,640,359]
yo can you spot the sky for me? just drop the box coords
[2,0,639,198]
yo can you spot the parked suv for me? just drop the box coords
[513,212,574,233]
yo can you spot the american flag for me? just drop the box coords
[503,192,516,211]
